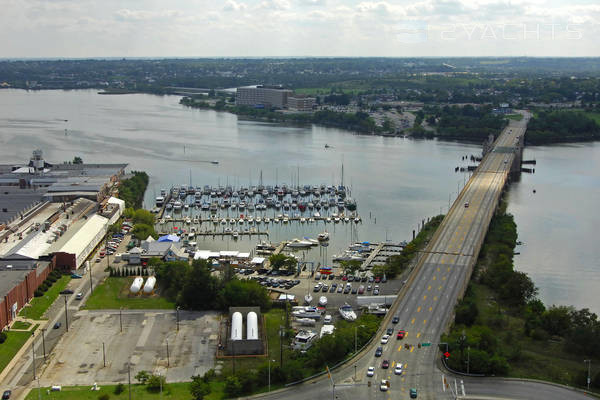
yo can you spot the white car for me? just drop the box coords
[394,363,403,375]
[381,334,390,344]
[324,314,332,324]
[380,380,389,391]
[367,366,375,377]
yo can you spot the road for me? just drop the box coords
[246,113,592,399]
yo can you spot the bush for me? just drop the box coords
[114,383,124,395]
[135,370,150,384]
[0,331,7,344]
[146,374,166,392]
[190,376,210,400]
[34,289,44,297]
[98,394,110,400]
[224,376,242,397]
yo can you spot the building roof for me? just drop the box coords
[0,259,45,299]
[50,214,108,266]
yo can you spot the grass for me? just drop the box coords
[11,320,32,330]
[505,113,523,121]
[0,330,33,374]
[19,275,71,320]
[83,277,175,310]
[25,381,225,400]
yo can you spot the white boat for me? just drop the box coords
[264,217,271,223]
[233,231,239,240]
[274,218,280,223]
[185,217,191,224]
[296,317,316,327]
[304,294,313,305]
[339,303,357,322]
[192,217,199,224]
[286,238,313,248]
[303,237,319,245]
[173,201,182,211]
[318,232,330,242]
[300,217,306,223]
[319,296,328,307]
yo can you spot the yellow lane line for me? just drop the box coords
[411,318,415,324]
[432,276,436,281]
[423,319,427,325]
[427,285,431,291]
[423,295,427,300]
[442,276,446,281]
[410,346,414,353]
[397,346,403,351]
[429,307,432,312]
[417,306,421,312]
[416,332,421,338]
[438,286,442,290]
[434,296,438,301]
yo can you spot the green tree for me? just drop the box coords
[132,223,157,241]
[73,156,83,164]
[178,259,220,310]
[269,254,296,272]
[339,260,361,276]
[224,376,242,397]
[146,374,166,392]
[218,279,270,310]
[190,375,210,400]
[135,370,150,384]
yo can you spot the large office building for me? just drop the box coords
[236,85,292,109]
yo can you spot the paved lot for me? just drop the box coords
[39,309,219,386]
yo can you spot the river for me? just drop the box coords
[0,89,597,312]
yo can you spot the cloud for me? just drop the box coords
[223,0,247,12]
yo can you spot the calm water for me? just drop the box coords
[0,89,597,312]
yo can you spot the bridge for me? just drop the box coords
[251,112,593,399]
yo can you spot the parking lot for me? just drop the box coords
[39,309,219,386]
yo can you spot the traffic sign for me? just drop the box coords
[421,342,431,347]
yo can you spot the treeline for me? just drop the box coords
[415,104,506,141]
[526,111,600,144]
[180,98,377,133]
[153,259,270,311]
[119,171,149,209]
[379,215,444,278]
[443,205,600,389]
[123,208,157,240]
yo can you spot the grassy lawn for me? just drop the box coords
[25,381,225,400]
[505,113,523,121]
[585,112,600,125]
[84,277,175,310]
[11,320,32,330]
[0,330,33,374]
[19,275,71,320]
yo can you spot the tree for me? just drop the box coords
[339,260,361,276]
[73,156,83,164]
[218,279,270,310]
[190,375,210,400]
[146,374,166,392]
[224,376,242,397]
[114,383,124,395]
[269,254,295,272]
[132,223,157,241]
[178,259,220,310]
[135,370,150,384]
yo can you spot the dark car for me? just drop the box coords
[53,322,62,329]
[322,285,329,292]
[60,289,74,295]
[382,276,387,283]
[392,316,400,324]
[343,286,351,294]
[328,274,334,280]
[329,285,336,293]
[386,327,394,335]
[351,288,358,294]
[347,275,354,282]
[2,390,11,400]
[375,346,383,357]
[410,388,418,398]
[361,276,368,282]
[381,359,389,369]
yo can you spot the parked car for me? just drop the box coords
[358,285,365,294]
[60,289,74,295]
[386,327,394,335]
[71,273,82,279]
[373,288,380,295]
[394,363,403,375]
[380,380,389,392]
[341,275,348,281]
[397,330,406,339]
[381,335,390,344]
[337,286,343,293]
[410,388,418,398]
[324,315,332,323]
[2,390,11,400]
[366,366,374,377]
[328,274,334,280]
[53,322,62,329]
[343,286,351,294]
[381,359,389,369]
[375,276,381,283]
[322,284,329,292]
[351,288,358,294]
[75,293,83,300]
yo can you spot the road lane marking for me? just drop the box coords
[438,285,443,290]
[433,276,436,281]
[434,296,438,301]
[417,306,421,312]
[416,332,421,338]
[442,276,446,281]
[427,285,431,291]
[410,346,414,353]
[429,307,432,311]
[398,346,403,351]
[423,295,427,300]
[411,318,415,324]
[423,319,427,325]
[437,267,441,271]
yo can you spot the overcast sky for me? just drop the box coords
[2,0,599,58]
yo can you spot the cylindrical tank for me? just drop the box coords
[130,277,144,294]
[231,312,243,341]
[247,311,258,340]
[143,276,156,294]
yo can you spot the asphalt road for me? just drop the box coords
[245,114,594,400]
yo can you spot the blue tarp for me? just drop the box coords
[158,234,180,243]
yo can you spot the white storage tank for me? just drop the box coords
[130,277,144,294]
[143,276,156,294]
[231,312,243,341]
[247,311,258,340]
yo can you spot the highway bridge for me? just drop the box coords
[250,113,594,400]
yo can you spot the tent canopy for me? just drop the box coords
[158,234,180,243]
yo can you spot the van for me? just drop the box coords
[315,272,321,280]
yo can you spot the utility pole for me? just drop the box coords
[279,325,283,367]
[89,259,93,293]
[128,362,132,400]
[102,342,106,367]
[40,328,46,361]
[119,307,123,332]
[584,359,592,390]
[166,339,170,367]
[176,306,180,332]
[64,295,69,332]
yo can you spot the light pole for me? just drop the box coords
[166,339,170,367]
[119,307,123,332]
[584,359,592,390]
[64,295,69,332]
[40,328,47,361]
[102,342,106,367]
[31,332,36,380]
[89,259,93,294]
[268,358,276,392]
[176,306,180,332]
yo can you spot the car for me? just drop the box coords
[394,363,403,375]
[361,275,368,282]
[464,202,469,208]
[329,285,336,293]
[347,275,354,282]
[367,284,372,291]
[343,286,351,294]
[375,346,383,357]
[386,327,394,335]
[2,390,11,400]
[341,275,348,281]
[95,258,101,263]
[53,322,62,329]
[397,330,406,339]
[351,288,357,294]
[358,285,365,294]
[373,289,380,295]
[381,359,389,369]
[324,314,332,323]
[322,284,329,292]
[410,388,418,398]
[337,285,343,293]
[381,276,387,283]
[60,289,74,295]
[380,380,389,392]
[381,335,390,344]
[328,274,334,280]
[75,292,83,300]
[366,366,375,377]
[368,276,374,283]
[392,316,399,324]
[71,273,82,279]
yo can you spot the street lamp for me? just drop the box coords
[31,331,36,380]
[40,328,47,361]
[268,358,276,392]
[584,359,592,390]
[176,306,180,332]
[64,295,69,332]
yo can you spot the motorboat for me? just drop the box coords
[304,294,313,305]
[286,238,314,248]
[317,232,330,242]
[319,296,328,307]
[339,303,357,322]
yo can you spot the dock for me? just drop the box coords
[360,242,406,269]
[156,215,362,225]
[156,231,269,237]
[263,241,287,269]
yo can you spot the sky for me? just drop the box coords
[1,0,599,58]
